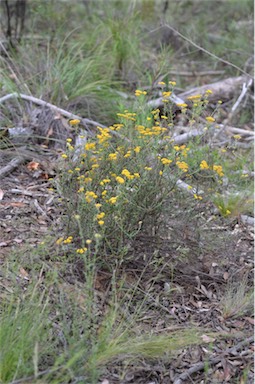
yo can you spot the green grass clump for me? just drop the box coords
[220,279,254,319]
[0,289,51,383]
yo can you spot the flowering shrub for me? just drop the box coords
[57,84,226,261]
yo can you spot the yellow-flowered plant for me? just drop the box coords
[57,81,230,261]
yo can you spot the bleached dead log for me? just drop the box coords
[146,76,251,109]
[240,215,254,226]
[178,76,249,102]
[0,92,105,129]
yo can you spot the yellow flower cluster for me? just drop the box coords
[206,116,215,123]
[85,191,98,203]
[97,127,111,144]
[100,178,111,186]
[134,146,141,153]
[108,196,118,204]
[116,176,125,184]
[135,89,147,96]
[76,247,87,254]
[199,161,224,177]
[200,160,210,170]
[136,125,167,136]
[108,152,118,161]
[213,165,224,177]
[117,112,136,121]
[85,142,96,151]
[56,236,73,245]
[69,119,80,126]
[187,94,202,101]
[161,158,172,165]
[121,168,134,180]
[176,161,189,172]
[97,212,105,220]
[174,145,190,158]
[162,91,172,97]
[111,123,124,130]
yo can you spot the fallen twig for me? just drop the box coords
[10,188,48,197]
[167,70,226,77]
[173,336,254,384]
[147,92,185,109]
[0,156,27,179]
[172,128,204,145]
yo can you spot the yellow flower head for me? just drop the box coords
[200,160,210,170]
[121,169,133,179]
[213,165,224,177]
[187,94,202,100]
[56,237,64,245]
[108,153,118,161]
[206,116,215,123]
[116,176,125,184]
[161,158,172,165]
[135,89,147,96]
[162,91,172,97]
[76,247,88,254]
[69,119,80,126]
[176,161,189,172]
[134,146,141,153]
[97,212,105,220]
[63,236,73,244]
[85,142,96,151]
[85,191,98,203]
[108,196,118,204]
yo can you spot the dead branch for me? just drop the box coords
[173,336,254,384]
[167,70,226,77]
[147,76,250,109]
[214,78,253,140]
[179,76,249,101]
[0,156,27,178]
[171,124,254,146]
[147,92,185,109]
[172,128,204,145]
[0,92,105,129]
